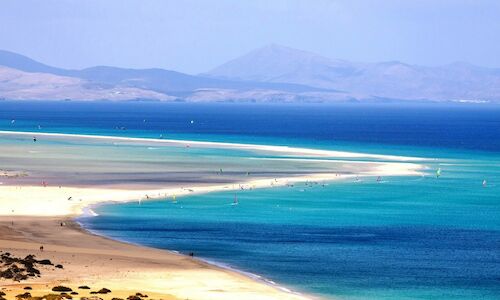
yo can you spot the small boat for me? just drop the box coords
[377,176,382,182]
[482,179,487,187]
[436,168,442,178]
[231,194,239,206]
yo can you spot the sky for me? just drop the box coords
[1,0,499,74]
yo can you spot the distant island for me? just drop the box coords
[1,44,499,103]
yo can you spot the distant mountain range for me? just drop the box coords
[1,45,499,103]
[205,44,500,103]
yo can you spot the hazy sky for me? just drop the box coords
[1,0,499,74]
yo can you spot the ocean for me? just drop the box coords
[1,101,499,299]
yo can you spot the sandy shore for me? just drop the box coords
[0,131,426,300]
[0,164,421,217]
[0,217,312,300]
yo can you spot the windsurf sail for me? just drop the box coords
[232,194,238,205]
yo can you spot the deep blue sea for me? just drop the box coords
[1,101,499,299]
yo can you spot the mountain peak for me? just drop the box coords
[205,44,347,83]
[237,44,336,63]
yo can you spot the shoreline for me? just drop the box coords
[79,220,314,299]
[0,216,316,300]
[1,130,426,299]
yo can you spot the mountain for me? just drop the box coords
[0,65,173,101]
[2,47,499,103]
[75,66,332,96]
[0,49,338,102]
[205,44,500,102]
[205,44,361,84]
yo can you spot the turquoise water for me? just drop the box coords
[82,153,500,299]
[2,102,500,299]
